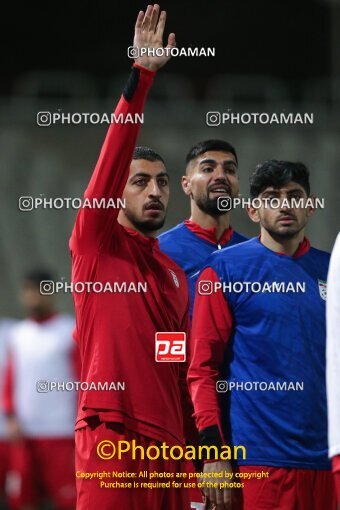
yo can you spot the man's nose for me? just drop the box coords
[148,180,161,197]
[279,195,291,210]
[212,165,228,182]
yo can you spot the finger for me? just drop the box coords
[166,32,176,48]
[208,488,217,509]
[205,498,215,510]
[149,4,160,32]
[215,489,224,508]
[155,10,167,38]
[203,496,210,510]
[135,10,144,32]
[205,499,216,510]
[142,4,153,31]
[164,33,176,62]
[223,488,232,508]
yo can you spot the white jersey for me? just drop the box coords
[326,233,340,458]
[7,314,77,438]
[0,319,17,439]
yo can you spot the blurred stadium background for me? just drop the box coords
[1,0,340,316]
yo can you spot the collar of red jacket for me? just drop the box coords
[122,224,159,249]
[184,219,234,245]
[259,235,310,258]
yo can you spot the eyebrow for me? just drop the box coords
[130,172,170,180]
[262,188,304,194]
[198,158,237,167]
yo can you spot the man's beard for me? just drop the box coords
[195,194,228,216]
[263,220,306,241]
[124,210,166,234]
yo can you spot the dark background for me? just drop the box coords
[1,1,331,95]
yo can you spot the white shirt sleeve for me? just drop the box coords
[326,232,340,458]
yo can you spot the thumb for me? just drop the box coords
[165,32,176,50]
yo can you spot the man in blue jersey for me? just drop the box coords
[188,160,337,510]
[158,140,247,317]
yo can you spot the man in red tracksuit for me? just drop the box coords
[70,5,199,510]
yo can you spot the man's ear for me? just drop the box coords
[247,206,261,224]
[305,195,316,219]
[182,175,192,196]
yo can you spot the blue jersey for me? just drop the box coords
[158,222,247,317]
[205,237,330,469]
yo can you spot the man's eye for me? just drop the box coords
[158,179,168,187]
[202,167,213,173]
[135,180,146,186]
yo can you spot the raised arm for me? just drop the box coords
[70,4,176,254]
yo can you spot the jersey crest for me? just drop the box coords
[318,279,327,300]
[168,268,179,288]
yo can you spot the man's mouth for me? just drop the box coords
[277,214,296,223]
[144,202,164,212]
[208,184,231,196]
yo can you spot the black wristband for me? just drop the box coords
[123,66,140,102]
[199,424,223,448]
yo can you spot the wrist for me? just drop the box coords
[199,424,225,462]
[133,62,158,75]
[199,425,224,447]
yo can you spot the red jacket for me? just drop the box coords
[70,65,194,446]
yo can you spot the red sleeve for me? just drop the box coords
[3,351,14,416]
[187,266,233,443]
[70,64,156,254]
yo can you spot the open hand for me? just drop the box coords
[132,4,176,72]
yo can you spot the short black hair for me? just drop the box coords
[23,269,55,287]
[185,139,238,166]
[250,160,310,198]
[133,146,165,164]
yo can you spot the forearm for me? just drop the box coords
[85,64,155,202]
[188,338,225,445]
[70,65,155,252]
[179,361,199,446]
[188,267,233,449]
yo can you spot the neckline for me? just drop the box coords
[256,235,311,259]
[184,219,234,246]
[121,224,159,249]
